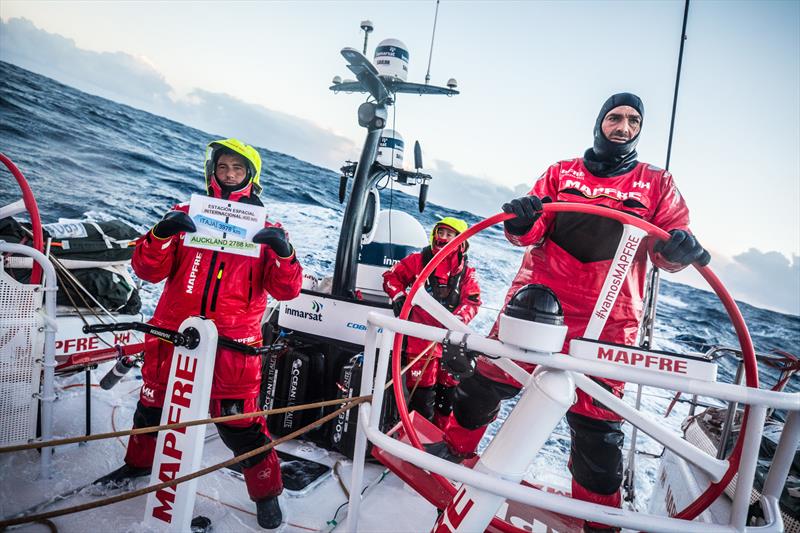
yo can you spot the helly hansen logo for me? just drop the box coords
[632,181,651,189]
[560,168,585,178]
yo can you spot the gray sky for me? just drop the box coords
[1,0,798,314]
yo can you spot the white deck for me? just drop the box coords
[0,367,439,533]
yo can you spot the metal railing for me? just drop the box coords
[346,313,800,533]
[0,241,59,479]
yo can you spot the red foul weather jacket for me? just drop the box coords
[383,247,482,358]
[133,194,302,400]
[477,158,691,420]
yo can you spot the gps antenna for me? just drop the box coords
[425,0,441,84]
[360,20,374,55]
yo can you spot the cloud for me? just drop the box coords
[669,248,799,315]
[718,249,800,315]
[0,16,525,212]
[0,17,355,169]
[426,159,517,216]
[3,17,797,316]
[171,89,355,173]
[0,18,173,112]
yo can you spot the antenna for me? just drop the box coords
[424,0,441,85]
[665,0,690,171]
[360,20,374,55]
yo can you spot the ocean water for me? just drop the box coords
[1,60,798,511]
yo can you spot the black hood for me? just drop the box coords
[584,92,644,177]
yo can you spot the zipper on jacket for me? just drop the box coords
[210,262,225,312]
[200,251,219,316]
[247,268,253,303]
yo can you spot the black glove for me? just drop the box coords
[502,195,550,236]
[392,295,407,317]
[152,211,196,239]
[253,227,293,257]
[654,229,711,267]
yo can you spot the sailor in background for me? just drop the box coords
[437,94,710,533]
[95,138,303,529]
[382,217,482,429]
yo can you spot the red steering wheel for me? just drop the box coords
[391,202,758,528]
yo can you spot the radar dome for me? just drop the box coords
[376,129,404,169]
[374,38,409,81]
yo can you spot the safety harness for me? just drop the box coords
[420,245,467,312]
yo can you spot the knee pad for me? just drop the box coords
[216,421,269,468]
[452,372,520,430]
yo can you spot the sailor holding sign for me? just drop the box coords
[95,138,302,529]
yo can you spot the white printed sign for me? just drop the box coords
[183,194,266,257]
[584,224,647,340]
[569,338,718,381]
[278,292,393,346]
[43,221,88,239]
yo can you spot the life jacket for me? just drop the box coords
[420,245,467,312]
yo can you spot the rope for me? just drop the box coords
[3,338,436,455]
[0,397,368,528]
[0,330,439,528]
[406,341,438,402]
[408,352,435,401]
[20,225,145,347]
[0,395,369,454]
[664,391,681,418]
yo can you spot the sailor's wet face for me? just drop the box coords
[434,226,458,249]
[215,153,249,187]
[601,105,642,143]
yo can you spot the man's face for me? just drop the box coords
[215,153,249,187]
[601,105,642,144]
[434,226,458,247]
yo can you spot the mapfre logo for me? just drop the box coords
[563,179,643,202]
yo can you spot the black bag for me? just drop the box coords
[63,268,141,313]
[7,266,141,314]
[328,354,398,459]
[0,217,140,263]
[266,349,326,437]
[1,217,142,313]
